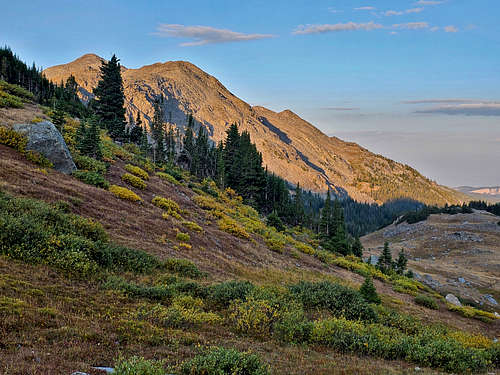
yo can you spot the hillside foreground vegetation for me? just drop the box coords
[0,50,498,374]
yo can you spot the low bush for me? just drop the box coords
[290,281,377,322]
[209,280,255,308]
[0,81,34,100]
[415,294,439,310]
[182,221,203,232]
[124,164,149,180]
[180,347,269,375]
[109,185,142,202]
[122,173,147,189]
[447,304,498,322]
[310,317,491,373]
[217,215,250,239]
[230,297,280,337]
[0,90,24,108]
[136,296,222,328]
[114,356,165,375]
[72,170,109,189]
[0,192,155,276]
[152,196,180,212]
[164,258,203,279]
[176,232,191,242]
[157,172,181,186]
[72,154,107,174]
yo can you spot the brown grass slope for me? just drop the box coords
[42,54,466,205]
[362,211,500,313]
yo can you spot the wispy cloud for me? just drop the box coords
[328,7,343,13]
[385,7,424,16]
[321,107,360,111]
[354,6,376,11]
[416,0,444,4]
[402,99,482,104]
[393,22,429,30]
[444,25,459,32]
[155,24,275,46]
[293,22,383,35]
[416,103,500,116]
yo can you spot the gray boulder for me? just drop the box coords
[445,293,462,307]
[483,294,498,306]
[13,121,76,174]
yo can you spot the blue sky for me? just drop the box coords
[2,0,499,186]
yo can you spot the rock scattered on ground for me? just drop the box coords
[445,293,462,307]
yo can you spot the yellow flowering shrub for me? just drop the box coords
[157,172,181,186]
[124,164,149,180]
[447,304,499,322]
[182,221,203,233]
[218,215,250,239]
[121,173,147,189]
[176,232,190,242]
[0,126,53,168]
[109,185,142,202]
[230,297,280,337]
[152,196,180,212]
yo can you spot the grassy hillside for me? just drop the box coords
[0,106,499,374]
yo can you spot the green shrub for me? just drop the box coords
[122,173,147,189]
[290,281,377,322]
[176,232,191,242]
[0,81,34,100]
[209,280,255,308]
[114,356,165,375]
[73,154,107,174]
[104,276,174,301]
[157,172,181,185]
[72,170,109,189]
[415,294,439,310]
[0,90,24,108]
[182,221,203,232]
[0,192,156,276]
[124,164,149,180]
[164,258,203,279]
[180,347,269,375]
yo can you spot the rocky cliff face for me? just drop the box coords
[43,54,465,204]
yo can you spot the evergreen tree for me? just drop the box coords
[359,276,381,304]
[93,54,126,139]
[223,123,241,189]
[179,114,195,169]
[78,116,102,159]
[377,242,393,273]
[332,199,349,255]
[151,97,165,163]
[267,211,285,232]
[293,183,305,226]
[215,141,225,188]
[140,127,149,157]
[396,250,408,275]
[51,101,65,133]
[352,236,364,258]
[75,119,87,149]
[319,190,333,239]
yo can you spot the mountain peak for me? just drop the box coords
[42,54,465,205]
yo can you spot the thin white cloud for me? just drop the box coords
[155,24,275,46]
[416,0,444,4]
[385,7,424,16]
[393,22,429,30]
[430,26,440,32]
[328,7,343,13]
[402,99,490,104]
[322,107,360,111]
[444,25,459,33]
[354,6,376,10]
[293,22,383,35]
[416,103,500,116]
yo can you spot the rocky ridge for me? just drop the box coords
[43,54,466,204]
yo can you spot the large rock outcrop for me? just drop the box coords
[13,121,76,174]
